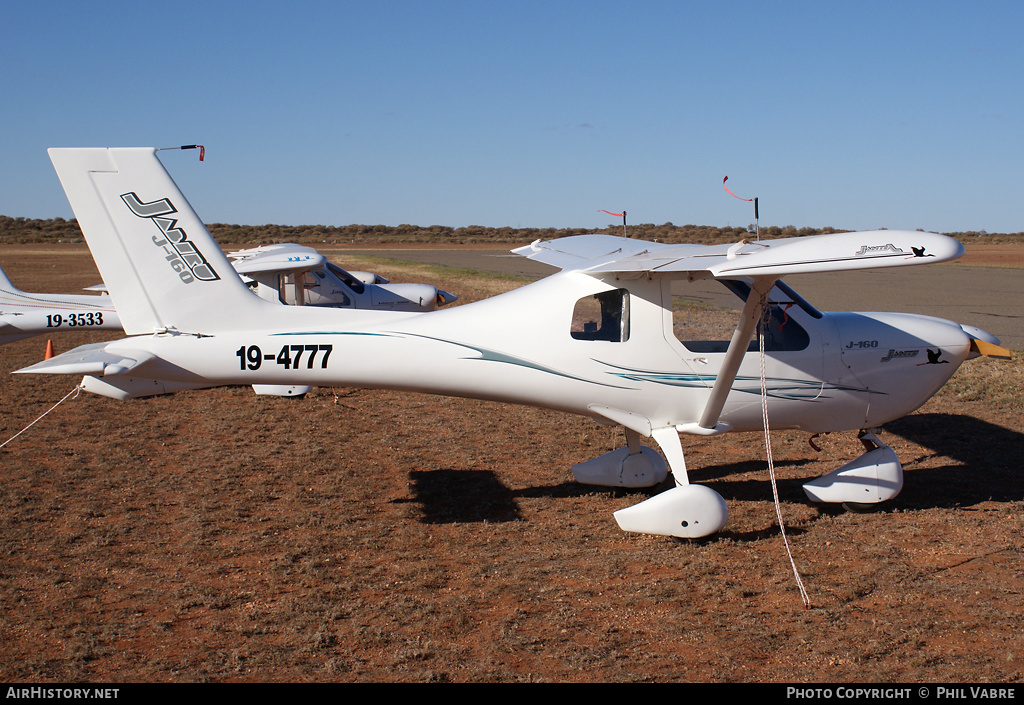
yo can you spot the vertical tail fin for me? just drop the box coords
[47,148,265,335]
[0,265,16,291]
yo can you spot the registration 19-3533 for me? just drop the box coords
[46,313,105,328]
[236,344,333,371]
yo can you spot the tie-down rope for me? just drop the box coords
[757,293,811,609]
[0,385,82,450]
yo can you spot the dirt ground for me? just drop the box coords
[0,244,1022,683]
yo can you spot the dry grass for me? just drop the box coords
[0,246,1022,682]
[322,251,531,301]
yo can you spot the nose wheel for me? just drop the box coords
[803,431,903,506]
[841,500,882,513]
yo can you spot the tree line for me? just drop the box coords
[1,215,1020,246]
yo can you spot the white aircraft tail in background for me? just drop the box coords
[18,147,1010,539]
[0,264,119,345]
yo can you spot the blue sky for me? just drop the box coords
[2,1,1022,232]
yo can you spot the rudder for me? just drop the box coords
[47,148,265,335]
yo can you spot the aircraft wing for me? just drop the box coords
[227,244,327,275]
[513,231,964,277]
[512,235,688,271]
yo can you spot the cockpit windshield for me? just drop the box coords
[723,279,822,320]
[326,262,366,295]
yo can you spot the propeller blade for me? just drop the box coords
[970,338,1012,359]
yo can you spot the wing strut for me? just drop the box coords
[697,276,777,431]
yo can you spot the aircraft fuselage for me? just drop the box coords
[74,268,972,436]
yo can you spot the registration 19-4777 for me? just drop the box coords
[236,344,333,371]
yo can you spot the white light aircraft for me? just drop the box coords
[0,265,120,345]
[227,243,457,312]
[16,147,1011,539]
[1,244,456,347]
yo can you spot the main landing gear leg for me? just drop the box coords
[613,427,729,539]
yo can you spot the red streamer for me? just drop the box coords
[181,144,205,161]
[723,175,752,202]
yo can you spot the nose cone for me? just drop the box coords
[436,289,459,307]
[832,311,973,425]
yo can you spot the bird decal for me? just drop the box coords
[917,348,949,365]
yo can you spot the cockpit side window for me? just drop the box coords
[277,273,305,306]
[571,289,630,342]
[675,279,810,352]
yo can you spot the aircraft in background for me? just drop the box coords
[4,242,457,396]
[227,243,456,312]
[18,147,1010,539]
[2,244,456,348]
[226,243,457,396]
[0,266,119,346]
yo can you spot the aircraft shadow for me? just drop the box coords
[406,469,662,525]
[408,469,524,524]
[689,413,1023,511]
[405,413,1022,527]
[881,412,1023,508]
[694,458,817,503]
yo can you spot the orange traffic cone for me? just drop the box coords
[44,339,54,360]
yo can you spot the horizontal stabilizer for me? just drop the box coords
[13,341,153,376]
